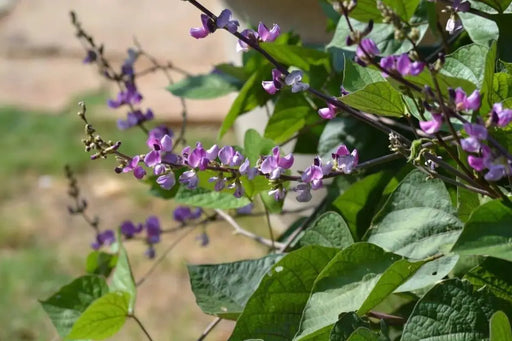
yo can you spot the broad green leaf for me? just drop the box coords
[166,73,241,99]
[300,212,355,249]
[401,279,496,341]
[85,251,118,277]
[329,313,370,341]
[260,43,330,72]
[66,291,130,340]
[477,0,512,12]
[357,259,425,315]
[333,171,395,240]
[346,0,382,22]
[188,254,283,320]
[347,327,380,341]
[295,243,402,340]
[482,41,499,113]
[459,12,499,47]
[452,200,512,261]
[367,170,463,259]
[441,44,489,86]
[229,246,338,341]
[110,238,136,313]
[174,186,251,209]
[317,117,389,162]
[490,311,512,341]
[244,129,276,166]
[218,64,272,139]
[40,275,109,338]
[465,257,512,304]
[401,69,477,96]
[395,254,459,292]
[343,58,384,93]
[339,82,405,117]
[493,72,512,102]
[264,93,312,144]
[457,186,482,223]
[383,0,421,21]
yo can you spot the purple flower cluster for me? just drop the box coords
[190,9,239,39]
[237,22,281,52]
[379,54,425,77]
[173,206,202,223]
[119,216,162,258]
[91,229,115,250]
[262,69,309,95]
[355,38,380,66]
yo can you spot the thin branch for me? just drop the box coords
[130,315,154,341]
[197,317,222,341]
[214,209,285,249]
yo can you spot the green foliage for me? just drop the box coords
[465,257,512,304]
[166,72,242,99]
[174,186,251,209]
[340,82,405,117]
[109,238,137,313]
[85,251,118,277]
[490,311,512,341]
[187,254,284,320]
[299,211,355,248]
[452,200,512,261]
[459,12,499,47]
[244,129,275,166]
[66,291,130,340]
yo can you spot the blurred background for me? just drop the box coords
[0,0,275,340]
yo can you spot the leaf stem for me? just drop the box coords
[130,314,154,341]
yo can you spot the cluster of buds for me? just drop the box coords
[120,216,162,258]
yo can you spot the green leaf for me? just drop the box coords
[441,43,489,87]
[367,170,463,259]
[166,73,241,99]
[260,43,330,72]
[66,291,130,340]
[300,212,355,249]
[229,246,338,341]
[452,200,512,261]
[343,58,384,93]
[347,328,380,341]
[395,254,459,292]
[457,186,481,223]
[490,311,512,341]
[493,72,512,102]
[465,257,512,304]
[329,313,370,341]
[346,0,382,22]
[357,259,425,315]
[218,65,272,139]
[243,129,275,166]
[295,243,402,340]
[401,279,496,340]
[333,171,395,240]
[401,69,477,96]
[188,254,284,320]
[174,186,251,209]
[85,251,118,277]
[459,12,499,47]
[109,238,136,313]
[340,82,405,117]
[482,41,499,113]
[477,0,512,12]
[40,275,109,338]
[264,93,312,144]
[382,0,421,21]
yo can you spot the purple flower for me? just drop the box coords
[485,164,507,181]
[285,70,309,93]
[258,22,280,42]
[91,230,115,250]
[157,172,176,190]
[302,157,329,189]
[123,155,146,179]
[295,183,312,202]
[491,103,512,127]
[239,158,258,180]
[318,103,337,120]
[147,126,174,146]
[190,14,215,39]
[107,82,142,108]
[333,145,359,174]
[173,206,202,223]
[186,142,211,170]
[268,187,286,201]
[117,109,154,130]
[196,232,209,247]
[145,216,161,244]
[120,221,143,239]
[452,0,471,12]
[236,29,257,52]
[419,114,443,134]
[262,69,284,95]
[355,38,380,65]
[468,145,492,171]
[231,181,245,198]
[179,170,199,189]
[379,54,424,77]
[260,146,294,179]
[83,50,97,64]
[216,9,239,33]
[461,122,488,153]
[208,176,226,191]
[446,16,463,34]
[219,145,235,165]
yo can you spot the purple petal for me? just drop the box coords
[219,145,234,165]
[396,54,411,76]
[157,173,176,190]
[464,90,481,111]
[419,114,443,134]
[144,150,161,167]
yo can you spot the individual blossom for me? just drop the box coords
[156,172,176,190]
[190,14,215,39]
[332,145,358,174]
[91,229,115,250]
[239,158,258,180]
[468,145,492,172]
[121,48,138,77]
[82,50,97,64]
[295,183,312,202]
[218,145,243,167]
[460,123,487,153]
[120,220,143,239]
[145,216,161,244]
[173,206,202,223]
[302,156,332,189]
[379,54,424,77]
[446,0,470,34]
[216,9,239,33]
[490,102,512,127]
[318,102,337,120]
[231,180,245,198]
[260,146,294,179]
[122,155,146,179]
[453,88,481,111]
[262,69,284,95]
[236,22,280,52]
[419,114,443,134]
[258,22,280,42]
[179,170,199,189]
[186,142,218,170]
[117,109,154,130]
[208,175,227,191]
[355,38,380,65]
[107,82,142,108]
[268,187,286,201]
[285,70,309,93]
[144,134,174,168]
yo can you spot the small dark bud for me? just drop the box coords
[448,87,456,101]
